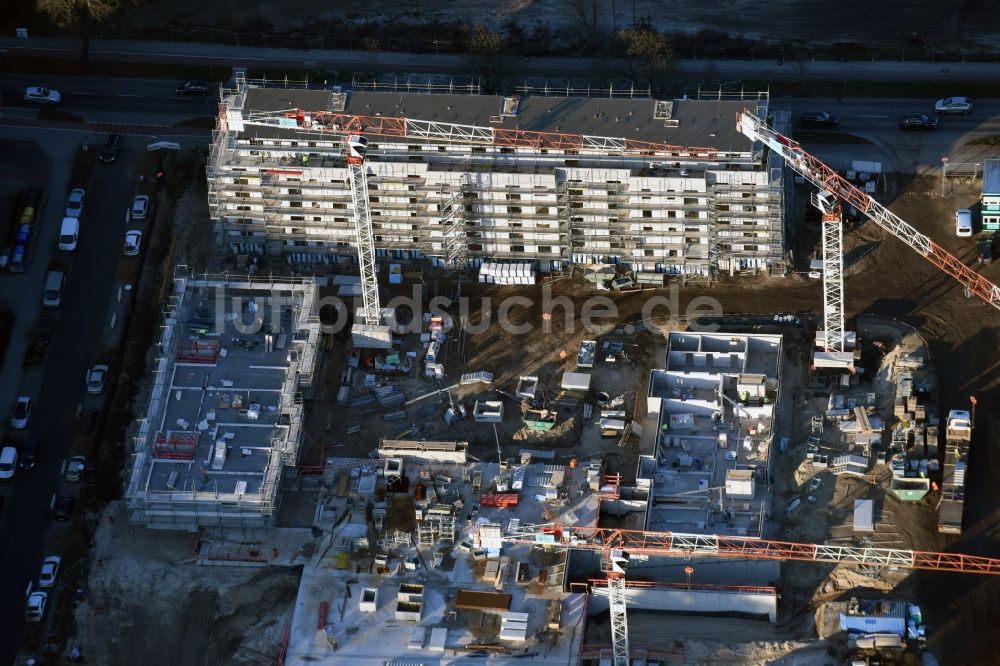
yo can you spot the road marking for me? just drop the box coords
[69,91,94,95]
[115,94,142,98]
[860,115,889,118]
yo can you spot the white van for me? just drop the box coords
[0,446,17,480]
[956,208,973,237]
[43,270,65,307]
[58,217,79,251]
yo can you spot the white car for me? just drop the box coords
[956,208,973,237]
[86,364,109,394]
[38,556,61,588]
[935,96,973,114]
[11,396,31,429]
[23,87,61,104]
[130,195,150,222]
[25,591,47,622]
[124,230,142,257]
[65,188,85,218]
[0,446,17,481]
[63,455,87,482]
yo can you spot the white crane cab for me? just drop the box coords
[346,136,368,164]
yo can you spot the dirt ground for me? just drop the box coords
[72,506,300,666]
[122,0,1000,49]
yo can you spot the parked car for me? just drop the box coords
[42,271,66,308]
[85,365,108,395]
[956,208,973,237]
[63,456,86,482]
[23,87,61,104]
[25,591,47,622]
[175,81,211,96]
[18,435,38,470]
[11,396,31,429]
[980,236,994,264]
[65,188,85,218]
[78,408,97,435]
[898,114,938,131]
[808,477,823,492]
[800,111,839,127]
[124,230,142,257]
[935,97,973,114]
[130,195,150,222]
[99,134,124,164]
[33,312,55,346]
[58,217,79,252]
[38,556,61,588]
[50,493,76,520]
[43,271,65,308]
[0,446,17,481]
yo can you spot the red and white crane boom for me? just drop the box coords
[501,524,1000,575]
[244,110,722,159]
[737,109,1000,311]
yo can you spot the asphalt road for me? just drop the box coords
[0,129,142,665]
[1,74,217,131]
[773,97,1000,173]
[3,35,1000,81]
[5,72,1000,173]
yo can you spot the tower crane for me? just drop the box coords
[494,523,1000,664]
[344,135,381,328]
[737,109,1000,311]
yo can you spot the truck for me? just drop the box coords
[4,189,41,273]
[938,408,973,534]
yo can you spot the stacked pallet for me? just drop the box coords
[479,262,536,285]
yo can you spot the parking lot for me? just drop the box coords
[0,124,154,660]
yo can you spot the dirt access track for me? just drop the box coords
[125,0,999,49]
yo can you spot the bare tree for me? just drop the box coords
[618,26,672,95]
[364,37,382,72]
[36,0,132,66]
[563,0,601,50]
[36,0,124,24]
[466,25,508,94]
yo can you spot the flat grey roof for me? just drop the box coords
[984,159,1000,194]
[241,89,755,152]
[147,313,292,495]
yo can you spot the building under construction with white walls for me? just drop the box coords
[124,273,321,530]
[207,76,788,277]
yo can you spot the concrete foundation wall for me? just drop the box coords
[589,586,777,622]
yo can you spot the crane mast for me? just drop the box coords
[737,110,1000,311]
[812,191,846,352]
[344,135,382,327]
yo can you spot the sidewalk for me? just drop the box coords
[3,35,1000,81]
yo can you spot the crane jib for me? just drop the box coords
[737,109,1000,312]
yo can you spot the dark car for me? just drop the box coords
[800,111,839,127]
[78,408,98,435]
[51,493,76,520]
[99,134,123,164]
[899,114,938,131]
[18,438,37,469]
[980,236,994,264]
[175,81,211,96]
[32,313,54,346]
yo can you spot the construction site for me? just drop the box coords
[123,274,321,529]
[207,76,787,277]
[66,83,1000,666]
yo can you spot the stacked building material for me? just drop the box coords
[478,262,536,285]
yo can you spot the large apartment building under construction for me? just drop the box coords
[207,77,788,277]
